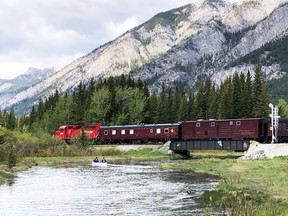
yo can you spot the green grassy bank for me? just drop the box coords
[161,151,288,215]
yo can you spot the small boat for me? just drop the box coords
[91,161,108,167]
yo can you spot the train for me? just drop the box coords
[54,118,288,151]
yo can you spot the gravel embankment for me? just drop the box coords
[240,141,288,159]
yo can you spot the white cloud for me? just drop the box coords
[105,16,139,39]
[0,0,239,80]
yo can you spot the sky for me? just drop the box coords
[0,0,240,80]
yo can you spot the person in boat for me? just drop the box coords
[93,156,99,163]
[101,157,107,163]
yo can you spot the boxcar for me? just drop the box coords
[98,123,180,143]
[264,118,288,142]
[181,118,263,140]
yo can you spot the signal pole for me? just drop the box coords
[269,103,280,143]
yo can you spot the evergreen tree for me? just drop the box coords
[171,87,181,122]
[70,81,87,125]
[176,94,188,121]
[156,83,169,123]
[7,144,17,169]
[195,80,206,119]
[6,109,16,131]
[252,64,270,117]
[206,84,218,119]
[37,98,45,120]
[187,90,196,120]
[232,73,242,118]
[217,78,233,119]
[145,93,158,123]
[244,71,254,117]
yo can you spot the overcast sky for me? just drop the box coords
[0,0,240,80]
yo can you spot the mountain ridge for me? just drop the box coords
[1,0,288,114]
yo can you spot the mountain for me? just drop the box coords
[0,67,56,111]
[1,0,288,115]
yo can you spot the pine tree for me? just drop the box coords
[156,83,169,123]
[252,64,271,117]
[70,81,87,125]
[7,145,17,169]
[232,73,242,118]
[206,84,218,119]
[6,109,16,131]
[195,80,206,119]
[187,90,196,120]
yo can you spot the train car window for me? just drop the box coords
[211,122,215,127]
[157,128,161,134]
[196,122,201,127]
[130,129,134,134]
[236,121,241,126]
[121,129,125,135]
[104,130,108,135]
[230,121,233,125]
[150,129,153,133]
[112,130,116,135]
[164,128,169,134]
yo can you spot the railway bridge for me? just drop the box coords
[170,139,250,154]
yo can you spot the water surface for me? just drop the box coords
[0,163,218,215]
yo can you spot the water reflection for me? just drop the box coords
[0,163,218,215]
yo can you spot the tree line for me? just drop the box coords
[0,64,276,135]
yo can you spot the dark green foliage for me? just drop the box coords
[7,145,17,169]
[227,35,288,100]
[252,64,270,117]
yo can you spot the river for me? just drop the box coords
[0,162,219,215]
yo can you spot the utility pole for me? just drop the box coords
[269,103,280,143]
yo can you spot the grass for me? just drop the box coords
[161,151,288,215]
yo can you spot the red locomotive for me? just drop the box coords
[54,118,288,151]
[54,124,102,143]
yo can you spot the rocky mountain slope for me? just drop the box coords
[0,67,56,109]
[1,0,288,114]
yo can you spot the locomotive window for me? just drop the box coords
[104,130,108,135]
[230,121,233,125]
[196,123,201,127]
[150,129,153,133]
[211,122,215,127]
[121,129,125,135]
[156,128,161,134]
[236,121,241,126]
[130,129,134,134]
[112,130,116,135]
[164,128,169,134]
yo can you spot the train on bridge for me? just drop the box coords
[54,118,288,152]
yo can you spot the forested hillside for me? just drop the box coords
[230,35,288,100]
[0,64,273,135]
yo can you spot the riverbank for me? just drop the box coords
[161,151,288,215]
